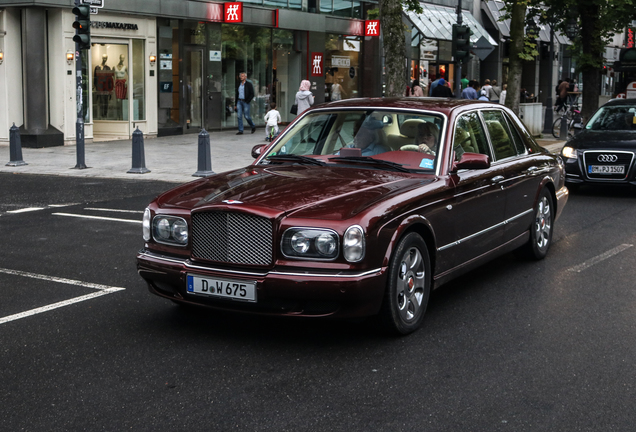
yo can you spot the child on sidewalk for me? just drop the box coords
[264,102,282,141]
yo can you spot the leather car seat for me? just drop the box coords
[387,119,425,150]
[454,127,477,153]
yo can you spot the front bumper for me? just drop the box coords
[137,249,388,318]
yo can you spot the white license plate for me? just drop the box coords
[186,274,256,302]
[588,165,625,174]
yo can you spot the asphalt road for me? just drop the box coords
[1,173,635,431]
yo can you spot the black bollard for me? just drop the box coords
[193,129,215,177]
[127,127,150,174]
[6,123,28,167]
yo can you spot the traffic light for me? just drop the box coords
[452,24,472,63]
[72,5,91,50]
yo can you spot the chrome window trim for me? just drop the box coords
[437,208,533,251]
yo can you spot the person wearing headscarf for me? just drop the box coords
[295,80,314,116]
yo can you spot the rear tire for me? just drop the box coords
[552,118,562,138]
[380,232,431,335]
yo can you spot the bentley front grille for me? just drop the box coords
[191,212,273,266]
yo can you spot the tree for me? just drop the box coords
[540,0,635,120]
[378,0,421,97]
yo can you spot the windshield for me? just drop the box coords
[586,105,636,131]
[261,109,445,172]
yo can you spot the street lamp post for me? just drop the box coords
[542,24,555,136]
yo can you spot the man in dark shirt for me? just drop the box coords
[234,72,256,135]
[431,78,454,97]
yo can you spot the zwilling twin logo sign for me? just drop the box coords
[224,2,243,22]
[365,20,380,37]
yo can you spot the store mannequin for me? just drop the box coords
[94,54,113,118]
[114,54,128,118]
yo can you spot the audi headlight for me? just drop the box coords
[152,215,189,246]
[282,228,339,260]
[343,225,365,262]
[561,146,577,159]
[142,208,151,241]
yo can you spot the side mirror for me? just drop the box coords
[452,153,490,171]
[251,144,267,159]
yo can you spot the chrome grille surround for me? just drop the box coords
[191,212,273,266]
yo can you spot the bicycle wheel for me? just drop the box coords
[552,117,562,138]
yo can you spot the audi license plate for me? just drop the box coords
[588,165,625,174]
[187,274,256,302]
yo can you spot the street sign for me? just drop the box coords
[81,0,103,8]
[471,36,494,61]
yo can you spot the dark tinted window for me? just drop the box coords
[482,110,517,161]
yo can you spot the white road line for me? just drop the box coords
[0,289,124,325]
[52,212,142,224]
[0,267,124,290]
[0,267,126,325]
[568,244,634,273]
[84,208,144,214]
[7,207,45,214]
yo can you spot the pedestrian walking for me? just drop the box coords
[500,84,507,105]
[461,80,478,100]
[480,79,492,100]
[409,79,425,97]
[461,73,469,90]
[264,102,281,141]
[431,78,453,97]
[295,80,314,116]
[489,80,502,103]
[235,72,256,135]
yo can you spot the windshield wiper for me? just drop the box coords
[328,156,411,172]
[265,154,326,166]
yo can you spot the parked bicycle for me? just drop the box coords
[552,104,583,138]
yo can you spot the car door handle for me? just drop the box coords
[491,175,505,183]
[524,166,539,174]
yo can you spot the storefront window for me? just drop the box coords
[273,29,301,123]
[157,19,179,132]
[325,34,360,101]
[132,39,145,121]
[91,43,129,121]
[333,0,352,17]
[221,25,271,129]
[321,0,333,14]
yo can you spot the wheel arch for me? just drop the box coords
[380,216,437,278]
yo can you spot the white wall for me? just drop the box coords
[0,8,24,143]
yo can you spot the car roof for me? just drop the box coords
[313,97,500,115]
[602,98,636,107]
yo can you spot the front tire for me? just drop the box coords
[525,188,554,260]
[380,232,431,335]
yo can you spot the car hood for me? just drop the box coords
[156,165,432,220]
[569,130,636,150]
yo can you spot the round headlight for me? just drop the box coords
[142,208,151,241]
[156,218,171,240]
[291,233,310,253]
[316,233,337,256]
[343,225,365,262]
[171,219,188,244]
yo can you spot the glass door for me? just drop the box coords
[183,47,204,132]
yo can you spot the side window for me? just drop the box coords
[454,112,492,161]
[502,113,527,155]
[481,110,517,161]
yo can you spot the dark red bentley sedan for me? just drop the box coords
[137,98,568,334]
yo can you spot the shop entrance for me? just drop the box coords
[183,47,204,133]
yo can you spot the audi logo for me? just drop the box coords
[597,154,618,162]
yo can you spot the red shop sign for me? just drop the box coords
[311,52,323,77]
[365,20,380,37]
[224,2,243,23]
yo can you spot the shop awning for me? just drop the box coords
[405,3,498,48]
[481,0,571,45]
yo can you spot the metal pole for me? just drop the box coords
[542,24,555,135]
[455,0,463,98]
[73,0,87,169]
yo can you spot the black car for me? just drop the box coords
[561,99,636,188]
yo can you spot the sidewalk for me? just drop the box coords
[1,129,566,184]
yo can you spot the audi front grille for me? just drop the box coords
[191,212,273,266]
[583,150,634,180]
